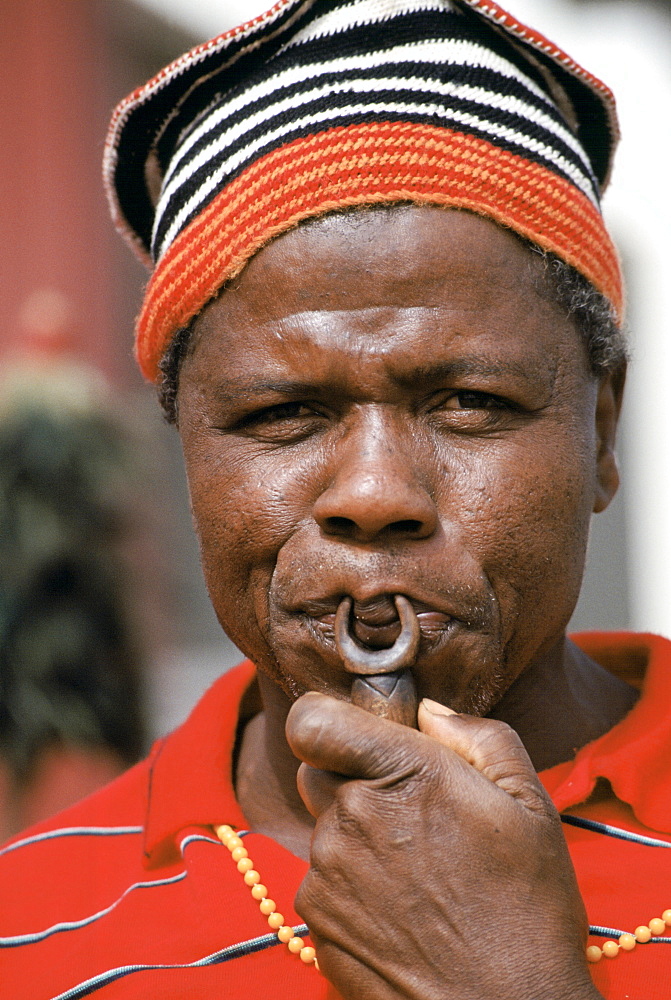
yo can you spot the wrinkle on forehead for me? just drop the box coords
[186,206,586,402]
[219,208,544,315]
[269,303,514,339]
[201,353,561,416]
[237,305,559,386]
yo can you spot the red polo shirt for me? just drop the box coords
[1,633,670,999]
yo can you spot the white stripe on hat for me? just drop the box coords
[154,89,598,262]
[161,38,562,195]
[284,0,456,47]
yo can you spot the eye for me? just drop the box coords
[427,388,522,434]
[242,402,313,425]
[233,400,327,441]
[446,390,510,411]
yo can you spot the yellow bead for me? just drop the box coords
[618,933,636,951]
[649,917,666,936]
[215,820,324,968]
[314,957,320,971]
[602,940,619,958]
[586,945,603,963]
[635,925,652,943]
[663,909,671,926]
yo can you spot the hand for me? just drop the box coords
[286,694,603,1000]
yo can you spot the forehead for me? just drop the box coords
[188,206,586,377]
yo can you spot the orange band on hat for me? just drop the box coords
[137,121,622,383]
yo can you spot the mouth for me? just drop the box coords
[266,575,501,712]
[301,592,455,652]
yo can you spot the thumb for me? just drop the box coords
[418,698,552,816]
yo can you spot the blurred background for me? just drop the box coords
[0,0,669,777]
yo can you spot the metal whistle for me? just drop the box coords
[335,594,420,728]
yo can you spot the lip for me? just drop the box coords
[294,591,460,659]
[352,609,451,649]
[307,611,457,666]
[295,591,466,624]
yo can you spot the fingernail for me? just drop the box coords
[421,698,457,717]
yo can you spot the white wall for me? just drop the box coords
[494,0,671,639]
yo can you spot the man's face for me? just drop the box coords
[177,207,618,714]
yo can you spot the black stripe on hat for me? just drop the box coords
[106,0,616,262]
[151,29,599,260]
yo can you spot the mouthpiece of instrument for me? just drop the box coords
[335,594,420,728]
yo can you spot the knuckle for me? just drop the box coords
[294,876,340,945]
[308,814,351,872]
[333,781,372,837]
[287,694,347,766]
[294,872,318,923]
[473,719,526,764]
[297,843,349,925]
[287,693,328,745]
[480,717,523,746]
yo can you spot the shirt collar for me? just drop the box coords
[144,632,671,865]
[542,632,671,832]
[143,660,254,867]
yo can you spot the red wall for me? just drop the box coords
[0,1,120,377]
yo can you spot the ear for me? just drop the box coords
[593,363,626,514]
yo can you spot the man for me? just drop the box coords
[1,2,670,998]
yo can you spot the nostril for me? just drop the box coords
[322,515,428,539]
[324,516,356,534]
[387,519,423,535]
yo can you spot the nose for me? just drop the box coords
[313,409,438,544]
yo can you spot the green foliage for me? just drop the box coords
[0,372,146,784]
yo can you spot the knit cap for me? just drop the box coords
[104,0,623,383]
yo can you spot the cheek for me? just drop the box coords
[180,433,322,649]
[439,425,595,650]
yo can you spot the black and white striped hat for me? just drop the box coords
[104,0,622,382]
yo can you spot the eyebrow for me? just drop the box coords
[211,380,327,404]
[394,356,542,386]
[210,355,552,404]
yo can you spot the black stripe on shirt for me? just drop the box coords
[589,923,671,942]
[49,924,311,1000]
[0,826,143,858]
[561,814,671,848]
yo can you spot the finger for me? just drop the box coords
[287,691,425,780]
[418,698,552,815]
[296,763,347,818]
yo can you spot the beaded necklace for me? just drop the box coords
[586,911,671,963]
[215,824,319,970]
[216,823,670,969]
